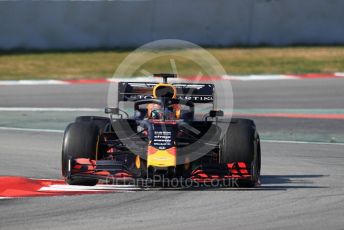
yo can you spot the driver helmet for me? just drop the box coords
[147,103,162,119]
[151,109,163,119]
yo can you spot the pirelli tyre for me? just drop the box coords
[220,118,261,187]
[75,116,111,132]
[62,122,100,186]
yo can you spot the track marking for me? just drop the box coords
[261,139,344,146]
[0,177,140,198]
[0,73,343,86]
[2,108,343,119]
[234,113,344,120]
[0,80,69,85]
[39,184,141,192]
[0,127,64,133]
[0,107,103,112]
[1,126,343,146]
[223,75,298,81]
[335,72,344,77]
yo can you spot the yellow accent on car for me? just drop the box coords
[135,155,141,169]
[147,147,176,167]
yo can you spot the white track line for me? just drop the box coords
[0,107,103,112]
[0,127,64,133]
[31,178,63,181]
[39,184,141,191]
[223,75,298,81]
[261,139,344,146]
[0,80,68,86]
[0,74,343,86]
[1,126,343,146]
[335,72,344,77]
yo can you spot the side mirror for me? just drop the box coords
[105,107,119,114]
[209,110,224,118]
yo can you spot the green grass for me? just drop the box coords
[0,47,344,80]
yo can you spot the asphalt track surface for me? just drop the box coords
[0,78,343,108]
[1,78,344,229]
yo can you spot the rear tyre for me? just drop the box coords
[220,119,261,187]
[62,122,100,186]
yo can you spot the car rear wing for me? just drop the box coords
[117,82,214,104]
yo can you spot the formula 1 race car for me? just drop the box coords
[62,74,261,187]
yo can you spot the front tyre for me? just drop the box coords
[220,119,261,187]
[62,122,100,186]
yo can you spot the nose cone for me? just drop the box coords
[147,146,177,167]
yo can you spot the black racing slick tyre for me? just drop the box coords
[75,116,111,132]
[220,119,261,187]
[62,122,100,186]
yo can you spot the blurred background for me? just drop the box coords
[0,0,343,79]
